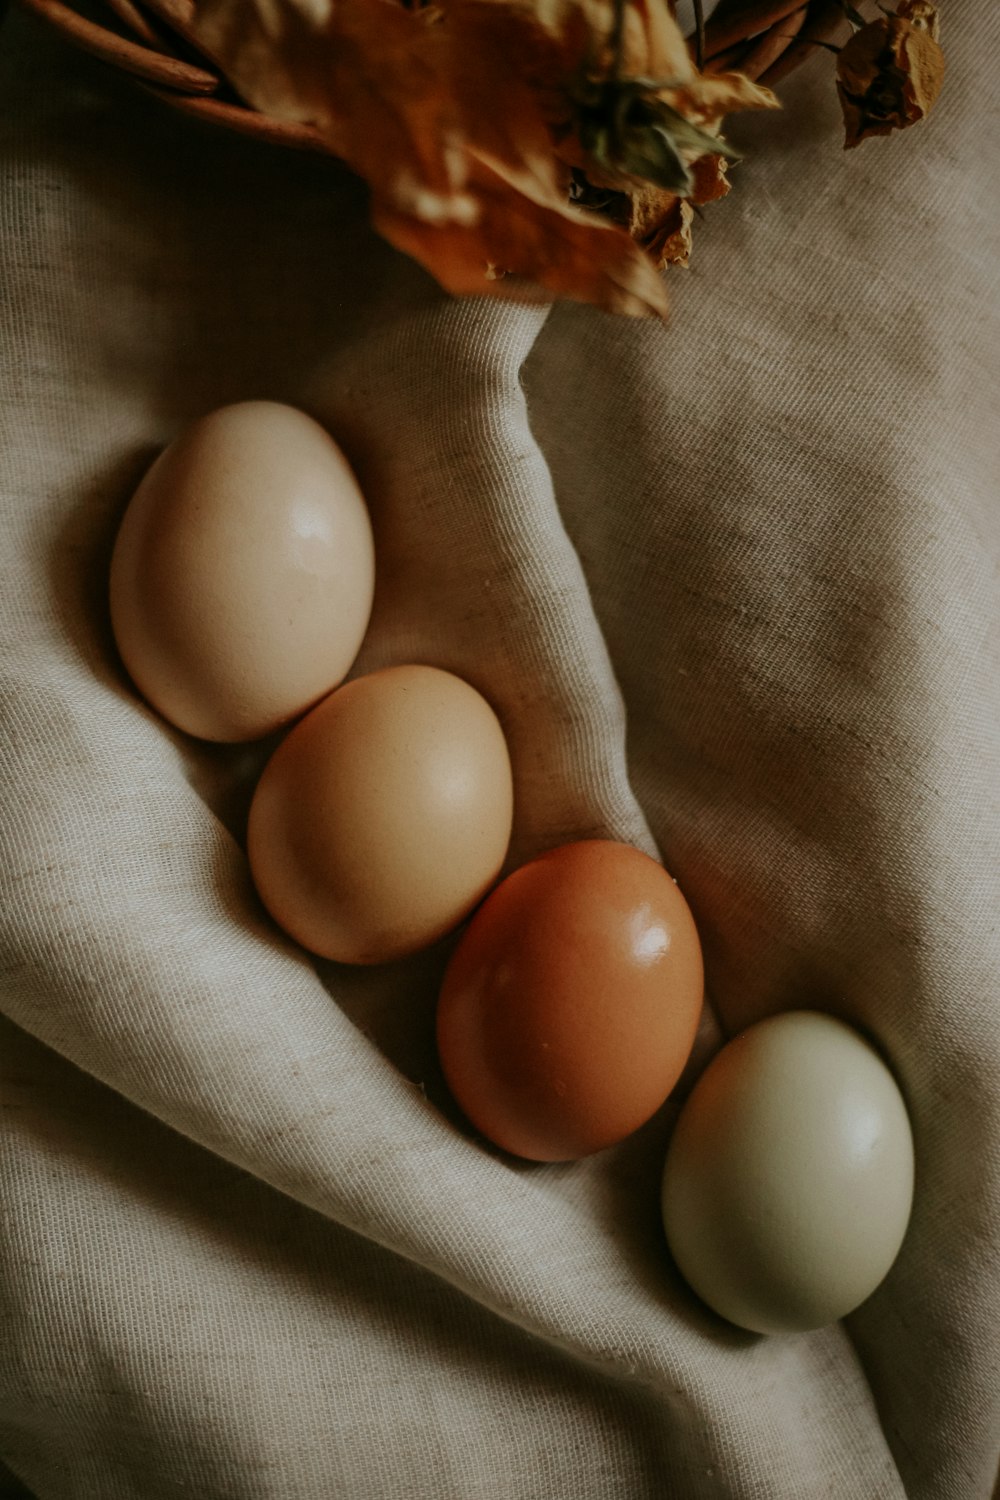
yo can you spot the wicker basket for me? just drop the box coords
[9,0,844,154]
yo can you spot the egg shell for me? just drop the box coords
[110,401,375,742]
[661,1010,915,1334]
[247,664,514,965]
[436,840,704,1162]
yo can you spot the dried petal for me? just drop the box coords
[836,0,945,149]
[667,69,778,131]
[644,197,694,268]
[624,148,728,269]
[521,0,694,81]
[689,150,730,206]
[380,154,672,316]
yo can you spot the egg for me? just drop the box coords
[661,1010,915,1333]
[110,401,375,742]
[436,840,704,1162]
[247,664,513,965]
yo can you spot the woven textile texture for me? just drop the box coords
[1,3,998,1496]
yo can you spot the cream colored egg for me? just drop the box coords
[661,1010,915,1333]
[110,401,375,742]
[247,665,514,965]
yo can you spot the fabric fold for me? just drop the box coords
[1,3,998,1497]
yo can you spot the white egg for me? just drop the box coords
[110,401,374,743]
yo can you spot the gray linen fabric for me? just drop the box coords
[1,3,998,1496]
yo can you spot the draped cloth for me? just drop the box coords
[1,4,998,1495]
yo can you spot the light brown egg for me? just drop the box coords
[110,401,375,742]
[247,665,514,965]
[661,1011,915,1333]
[436,840,704,1161]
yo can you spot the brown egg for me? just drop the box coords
[247,665,514,965]
[436,840,704,1161]
[110,401,375,742]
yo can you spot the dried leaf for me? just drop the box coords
[836,0,944,149]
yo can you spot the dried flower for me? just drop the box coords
[836,0,944,149]
[573,76,739,198]
[191,0,778,317]
[188,0,943,316]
